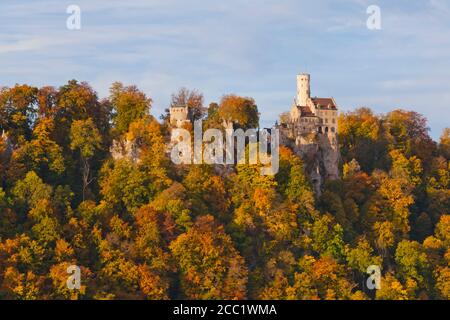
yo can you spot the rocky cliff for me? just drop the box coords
[280,129,340,195]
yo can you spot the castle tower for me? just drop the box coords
[169,105,191,128]
[296,73,310,106]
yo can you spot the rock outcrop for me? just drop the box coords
[110,138,141,163]
[280,129,340,195]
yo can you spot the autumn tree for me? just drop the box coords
[376,273,415,300]
[438,128,450,159]
[126,117,172,192]
[148,182,193,232]
[0,234,47,299]
[182,165,229,220]
[395,240,431,293]
[99,159,152,214]
[36,86,58,118]
[421,215,449,299]
[55,80,109,147]
[70,118,102,200]
[0,81,448,301]
[170,215,248,299]
[109,82,152,135]
[338,108,388,172]
[7,117,65,185]
[49,262,92,300]
[286,255,361,300]
[385,109,436,167]
[217,95,259,130]
[133,205,177,299]
[0,84,38,144]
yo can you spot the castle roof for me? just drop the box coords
[299,106,315,117]
[311,97,337,110]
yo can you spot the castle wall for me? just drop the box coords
[317,109,338,133]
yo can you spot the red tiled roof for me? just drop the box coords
[299,106,315,116]
[312,97,337,110]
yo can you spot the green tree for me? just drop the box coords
[395,240,431,291]
[109,82,152,135]
[100,159,152,214]
[311,215,346,262]
[9,117,65,184]
[345,238,382,273]
[12,171,52,212]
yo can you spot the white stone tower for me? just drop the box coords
[296,73,310,106]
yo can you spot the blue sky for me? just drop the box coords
[1,0,449,140]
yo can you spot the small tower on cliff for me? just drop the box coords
[169,105,192,128]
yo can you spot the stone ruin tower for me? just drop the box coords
[169,104,192,128]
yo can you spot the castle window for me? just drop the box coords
[331,127,335,133]
[332,118,336,124]
[325,119,328,124]
[325,127,329,133]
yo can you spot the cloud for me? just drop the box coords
[0,38,45,54]
[0,0,448,139]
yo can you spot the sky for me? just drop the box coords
[1,0,449,140]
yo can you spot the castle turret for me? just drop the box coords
[296,73,310,106]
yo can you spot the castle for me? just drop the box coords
[278,74,340,194]
[167,73,339,137]
[280,73,338,137]
[150,74,341,193]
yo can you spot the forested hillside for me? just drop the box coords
[0,81,449,300]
